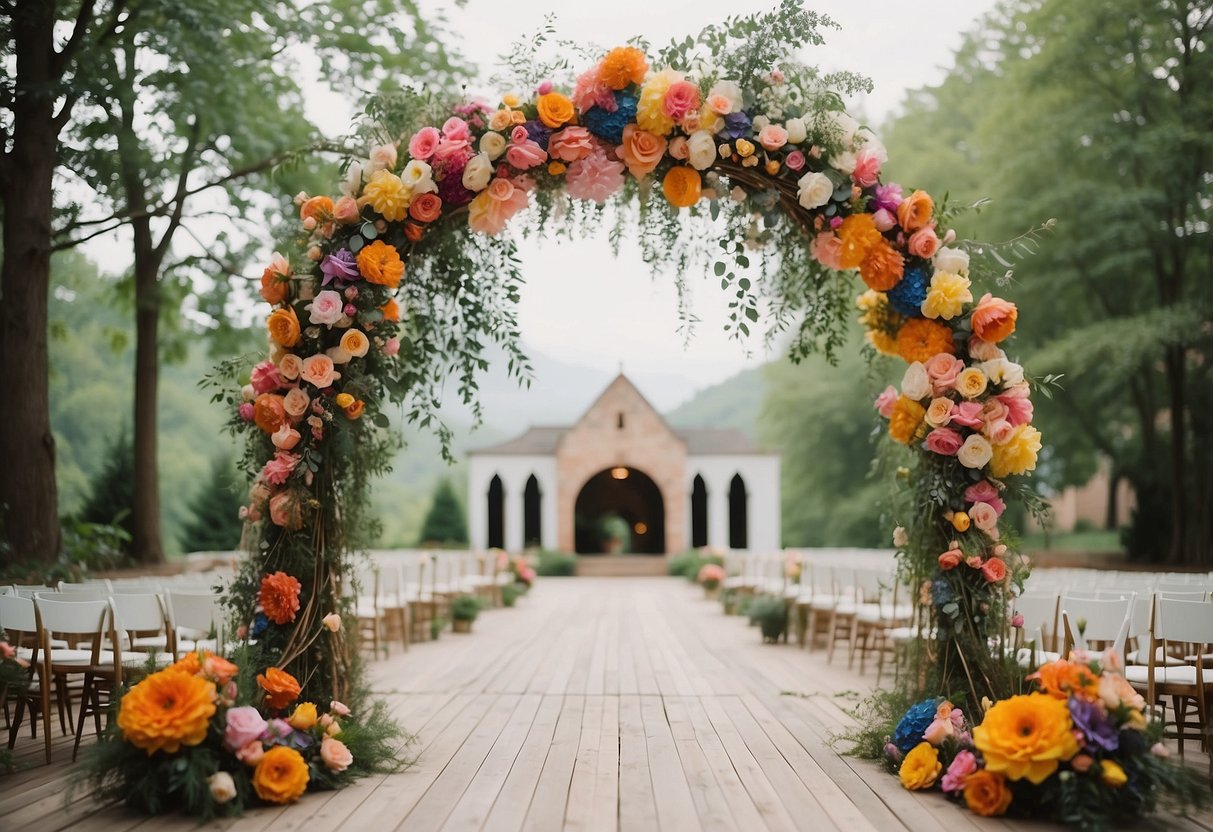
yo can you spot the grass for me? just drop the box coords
[1021,529,1123,553]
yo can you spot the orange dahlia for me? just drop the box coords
[896,318,956,364]
[257,666,302,709]
[836,213,884,270]
[356,240,404,289]
[259,571,302,625]
[859,239,905,291]
[888,396,927,445]
[1028,658,1100,701]
[598,46,648,90]
[117,668,216,755]
[253,745,310,804]
[973,693,1079,784]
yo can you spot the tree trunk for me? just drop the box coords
[1164,345,1187,564]
[1105,466,1119,531]
[0,2,61,564]
[131,219,165,565]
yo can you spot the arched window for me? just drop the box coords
[690,474,709,548]
[487,475,505,550]
[728,473,748,550]
[523,474,542,548]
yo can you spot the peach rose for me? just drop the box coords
[487,178,515,202]
[254,394,286,435]
[970,501,1000,534]
[279,354,303,381]
[282,387,309,419]
[925,397,953,428]
[409,193,442,223]
[617,125,667,178]
[925,352,964,394]
[971,293,1018,344]
[269,491,303,529]
[938,549,963,570]
[908,227,941,259]
[236,740,264,766]
[267,307,301,348]
[271,423,301,450]
[981,557,1007,583]
[299,354,340,389]
[758,124,788,151]
[320,736,353,772]
[333,196,360,224]
[896,189,934,231]
[340,329,369,358]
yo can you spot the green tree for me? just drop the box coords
[79,428,135,546]
[180,455,244,553]
[418,479,467,546]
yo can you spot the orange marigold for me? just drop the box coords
[1028,659,1101,701]
[837,213,884,270]
[356,240,404,289]
[599,46,649,90]
[259,571,302,625]
[896,318,956,364]
[117,668,216,755]
[859,239,905,291]
[253,745,310,804]
[889,396,927,445]
[381,298,400,323]
[257,666,302,709]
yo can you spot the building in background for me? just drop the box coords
[467,375,780,555]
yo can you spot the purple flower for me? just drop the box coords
[523,120,553,151]
[320,250,360,286]
[1069,697,1119,752]
[720,111,753,140]
[872,183,904,213]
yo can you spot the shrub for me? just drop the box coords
[501,583,524,607]
[747,596,788,643]
[430,617,447,640]
[450,594,482,622]
[536,550,576,577]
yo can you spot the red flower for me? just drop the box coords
[259,571,302,624]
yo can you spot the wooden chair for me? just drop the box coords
[1,593,52,762]
[352,564,386,657]
[374,562,409,652]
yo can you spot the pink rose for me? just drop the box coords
[810,232,844,269]
[300,354,340,389]
[907,227,941,259]
[330,700,351,717]
[272,423,301,451]
[758,124,789,151]
[872,208,897,232]
[1011,613,1025,629]
[238,402,255,422]
[706,93,732,115]
[963,481,1005,515]
[982,398,1009,426]
[949,400,984,429]
[662,80,701,121]
[262,451,300,486]
[924,353,964,395]
[785,150,806,171]
[408,126,441,161]
[224,706,268,751]
[874,385,898,418]
[383,337,400,357]
[306,290,345,326]
[923,717,953,746]
[970,502,1000,534]
[320,736,353,772]
[924,427,963,456]
[996,389,1034,427]
[938,550,963,570]
[851,148,881,188]
[986,420,1015,445]
[236,739,264,766]
[283,387,309,420]
[981,557,1007,582]
[536,80,553,95]
[506,126,547,170]
[441,117,470,143]
[333,195,360,224]
[941,750,977,793]
[488,178,516,202]
[668,136,689,160]
[547,126,594,162]
[250,361,283,395]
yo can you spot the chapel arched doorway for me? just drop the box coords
[486,475,504,550]
[573,466,665,555]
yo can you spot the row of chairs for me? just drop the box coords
[0,585,225,764]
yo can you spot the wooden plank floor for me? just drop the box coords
[4,577,1211,831]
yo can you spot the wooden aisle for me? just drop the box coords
[3,577,1211,831]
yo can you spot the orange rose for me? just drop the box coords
[343,400,365,420]
[617,124,667,178]
[381,298,400,322]
[962,770,1012,817]
[254,394,287,435]
[599,46,648,90]
[261,267,289,305]
[409,193,442,223]
[355,240,404,289]
[253,746,309,803]
[971,293,1017,344]
[257,666,302,709]
[896,189,934,232]
[859,239,905,291]
[300,195,334,224]
[536,92,575,128]
[662,166,702,208]
[404,222,425,242]
[896,318,956,364]
[837,213,884,270]
[267,306,300,348]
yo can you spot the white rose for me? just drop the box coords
[480,131,507,161]
[901,362,931,401]
[978,359,1025,387]
[934,246,970,277]
[957,435,994,470]
[327,346,352,365]
[462,153,493,192]
[241,384,255,402]
[368,143,398,172]
[208,771,236,804]
[341,161,364,198]
[830,111,860,146]
[796,171,833,210]
[708,80,743,112]
[687,130,717,171]
[830,150,858,175]
[751,115,770,131]
[856,129,887,164]
[401,160,437,194]
[784,117,807,145]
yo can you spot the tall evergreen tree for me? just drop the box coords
[79,428,135,547]
[418,479,467,546]
[180,455,244,553]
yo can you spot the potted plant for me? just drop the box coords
[430,616,447,640]
[450,594,482,633]
[747,596,788,644]
[501,582,524,608]
[697,563,726,600]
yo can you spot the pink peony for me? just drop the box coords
[949,401,984,429]
[941,750,977,793]
[874,385,898,418]
[250,361,283,395]
[924,353,964,395]
[851,148,882,188]
[925,427,964,456]
[262,451,300,486]
[662,80,701,121]
[963,481,1005,515]
[320,736,353,772]
[565,148,626,204]
[785,150,806,171]
[810,232,844,270]
[306,290,345,326]
[408,126,441,161]
[506,126,547,170]
[571,66,616,113]
[224,706,268,751]
[548,126,595,162]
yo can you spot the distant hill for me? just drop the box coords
[664,366,768,443]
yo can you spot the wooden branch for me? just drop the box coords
[52,0,97,75]
[50,219,127,252]
[153,119,203,262]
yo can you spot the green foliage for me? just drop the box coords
[449,594,482,622]
[430,616,447,640]
[59,519,134,574]
[78,428,135,549]
[746,595,788,643]
[180,456,245,553]
[417,479,467,546]
[535,550,577,577]
[668,550,725,582]
[501,582,524,608]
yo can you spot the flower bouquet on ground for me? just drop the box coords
[74,644,405,819]
[510,556,536,589]
[881,650,1209,830]
[698,563,726,599]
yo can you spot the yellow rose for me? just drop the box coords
[1100,760,1127,788]
[735,138,756,158]
[501,93,520,108]
[921,271,973,320]
[536,92,575,129]
[334,393,355,409]
[955,367,988,399]
[925,397,953,428]
[339,328,369,358]
[952,511,971,532]
[974,693,1079,784]
[898,742,942,790]
[288,701,318,730]
[989,425,1042,478]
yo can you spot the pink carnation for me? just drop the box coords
[250,361,283,395]
[565,148,626,204]
[851,149,882,188]
[949,401,984,429]
[408,127,441,161]
[571,66,616,113]
[662,80,701,121]
[506,126,547,170]
[548,126,595,162]
[941,750,977,794]
[924,353,964,395]
[874,385,897,418]
[924,427,964,456]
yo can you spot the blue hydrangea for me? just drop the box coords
[893,697,942,753]
[523,119,552,150]
[583,90,638,145]
[887,261,930,316]
[719,111,753,140]
[251,611,269,638]
[931,578,955,607]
